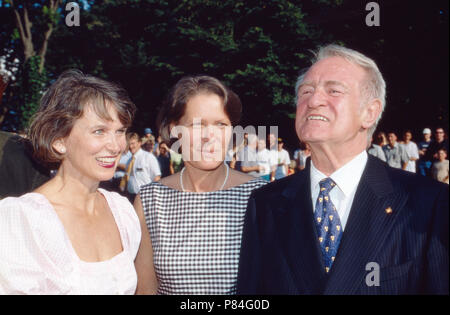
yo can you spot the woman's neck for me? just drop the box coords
[181,163,228,192]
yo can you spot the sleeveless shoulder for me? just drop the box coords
[98,189,141,260]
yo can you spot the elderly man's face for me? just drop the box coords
[295,56,370,149]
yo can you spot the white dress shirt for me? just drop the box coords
[310,151,368,231]
[402,141,419,173]
[257,148,275,176]
[270,148,291,179]
[127,149,161,194]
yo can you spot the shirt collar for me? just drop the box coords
[311,151,368,197]
[133,148,143,157]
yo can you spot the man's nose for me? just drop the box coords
[307,88,327,109]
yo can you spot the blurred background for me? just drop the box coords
[0,0,448,151]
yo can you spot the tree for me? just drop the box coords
[2,0,62,130]
[44,0,330,137]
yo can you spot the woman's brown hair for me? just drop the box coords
[28,69,136,167]
[156,75,242,143]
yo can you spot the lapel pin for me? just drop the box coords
[385,207,393,214]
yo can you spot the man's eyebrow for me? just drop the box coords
[324,80,349,90]
[297,82,314,89]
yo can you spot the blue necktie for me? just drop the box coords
[314,178,342,274]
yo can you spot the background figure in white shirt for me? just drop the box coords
[268,133,278,181]
[401,130,419,173]
[383,132,408,170]
[126,133,161,201]
[238,133,260,177]
[273,137,291,180]
[367,131,387,162]
[256,138,273,181]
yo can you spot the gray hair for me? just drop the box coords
[295,44,386,140]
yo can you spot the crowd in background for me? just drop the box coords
[367,127,449,184]
[104,125,449,202]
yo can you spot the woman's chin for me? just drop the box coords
[188,160,225,171]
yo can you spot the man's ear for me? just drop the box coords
[52,139,67,154]
[361,98,382,130]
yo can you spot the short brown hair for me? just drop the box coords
[28,69,136,167]
[157,75,242,143]
[127,132,140,143]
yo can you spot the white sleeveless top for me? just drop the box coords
[0,189,141,295]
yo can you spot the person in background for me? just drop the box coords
[383,132,408,170]
[427,127,449,162]
[0,130,50,199]
[294,141,311,172]
[418,128,433,176]
[125,133,161,202]
[141,136,153,153]
[432,148,449,184]
[167,145,184,174]
[103,136,131,193]
[226,134,240,169]
[268,133,278,181]
[154,135,163,156]
[401,130,419,173]
[367,131,387,162]
[143,128,154,144]
[0,70,157,294]
[273,137,291,180]
[239,133,260,177]
[256,138,273,181]
[157,141,171,178]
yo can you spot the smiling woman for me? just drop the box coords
[0,70,158,295]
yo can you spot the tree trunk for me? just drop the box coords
[12,2,35,62]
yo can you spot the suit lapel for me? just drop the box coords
[274,165,327,294]
[323,156,409,294]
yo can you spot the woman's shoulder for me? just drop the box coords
[98,189,139,223]
[0,193,49,215]
[227,170,268,190]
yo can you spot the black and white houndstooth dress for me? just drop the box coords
[139,178,267,295]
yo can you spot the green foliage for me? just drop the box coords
[18,56,48,130]
[45,0,323,132]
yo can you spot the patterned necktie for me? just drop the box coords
[314,178,342,274]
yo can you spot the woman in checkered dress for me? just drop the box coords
[134,76,267,294]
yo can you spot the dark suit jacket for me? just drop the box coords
[0,131,50,198]
[237,155,449,294]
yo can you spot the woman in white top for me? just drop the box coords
[0,70,157,294]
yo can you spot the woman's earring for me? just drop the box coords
[59,147,66,154]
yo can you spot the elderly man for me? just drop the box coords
[237,45,448,294]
